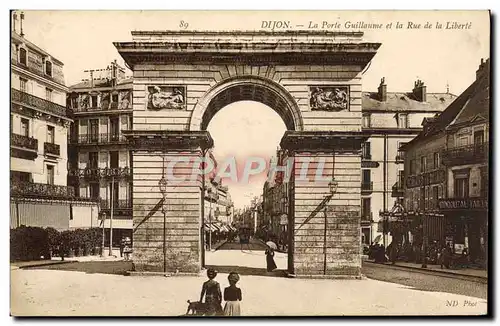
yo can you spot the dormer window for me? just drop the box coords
[19,48,27,65]
[45,60,52,77]
[362,113,371,128]
[396,113,408,129]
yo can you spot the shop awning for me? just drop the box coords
[204,223,217,232]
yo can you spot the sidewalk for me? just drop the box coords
[363,259,487,279]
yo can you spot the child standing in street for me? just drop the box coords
[200,268,223,316]
[223,272,242,316]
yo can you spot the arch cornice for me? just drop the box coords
[189,75,303,131]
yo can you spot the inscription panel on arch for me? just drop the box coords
[309,85,350,112]
[146,85,187,110]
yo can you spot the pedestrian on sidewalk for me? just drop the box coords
[199,268,223,316]
[223,272,242,316]
[265,247,277,272]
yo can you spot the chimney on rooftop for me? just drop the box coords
[378,77,387,102]
[412,79,427,102]
[476,58,490,81]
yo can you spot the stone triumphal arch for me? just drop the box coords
[115,30,380,278]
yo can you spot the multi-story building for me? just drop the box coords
[67,61,134,245]
[362,78,457,246]
[398,58,489,268]
[10,25,98,230]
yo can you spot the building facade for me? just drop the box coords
[67,61,134,245]
[10,28,98,230]
[395,58,489,268]
[361,78,457,246]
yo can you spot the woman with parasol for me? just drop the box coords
[265,241,278,272]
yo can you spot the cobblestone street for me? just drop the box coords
[11,239,487,316]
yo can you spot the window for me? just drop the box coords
[89,119,99,142]
[480,167,488,198]
[110,151,119,168]
[397,113,408,129]
[454,177,469,198]
[90,183,100,199]
[112,94,119,103]
[420,187,425,210]
[474,130,484,145]
[110,117,119,140]
[362,114,371,128]
[89,152,98,169]
[47,125,55,143]
[361,142,371,160]
[433,152,440,170]
[409,159,416,175]
[110,182,119,207]
[362,169,371,184]
[46,165,54,185]
[361,198,371,219]
[420,156,427,173]
[19,48,27,65]
[397,170,404,186]
[20,118,29,137]
[45,60,52,76]
[19,78,27,93]
[432,186,439,209]
[91,95,98,108]
[45,88,53,102]
[457,136,468,147]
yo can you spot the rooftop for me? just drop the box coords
[362,91,456,112]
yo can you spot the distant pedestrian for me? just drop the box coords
[223,272,242,316]
[265,247,277,272]
[200,268,223,316]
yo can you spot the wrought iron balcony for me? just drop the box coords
[100,199,132,217]
[70,101,127,113]
[68,167,131,181]
[361,181,373,194]
[11,180,77,200]
[11,133,38,151]
[11,88,68,117]
[395,152,405,164]
[44,142,60,156]
[442,142,488,166]
[70,133,127,145]
[391,182,404,198]
[406,169,446,189]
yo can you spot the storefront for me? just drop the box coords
[439,198,488,267]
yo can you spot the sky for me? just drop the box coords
[11,10,490,209]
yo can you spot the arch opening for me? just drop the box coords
[190,76,303,132]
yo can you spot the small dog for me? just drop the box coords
[186,300,209,316]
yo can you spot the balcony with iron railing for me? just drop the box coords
[44,142,60,156]
[10,180,95,201]
[100,199,132,218]
[361,181,373,194]
[68,167,131,182]
[70,133,128,145]
[391,181,404,198]
[11,88,68,117]
[11,133,38,151]
[442,142,489,166]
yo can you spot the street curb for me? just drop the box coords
[286,272,364,280]
[125,271,203,277]
[363,261,488,283]
[12,260,73,269]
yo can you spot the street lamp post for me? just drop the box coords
[108,175,115,257]
[158,157,168,274]
[101,211,107,257]
[324,177,339,275]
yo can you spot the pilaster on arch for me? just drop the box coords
[189,75,304,132]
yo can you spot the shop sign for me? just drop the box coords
[361,161,380,168]
[438,198,488,210]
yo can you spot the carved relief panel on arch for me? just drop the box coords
[146,85,186,110]
[309,86,350,112]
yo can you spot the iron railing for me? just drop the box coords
[70,133,127,145]
[68,167,131,181]
[11,180,77,200]
[11,88,68,117]
[395,152,405,163]
[361,181,373,192]
[442,142,488,166]
[391,182,404,197]
[44,142,60,156]
[361,211,373,222]
[11,133,38,151]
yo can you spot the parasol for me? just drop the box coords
[373,235,382,244]
[266,241,277,250]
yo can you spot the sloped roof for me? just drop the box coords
[362,92,456,112]
[449,66,490,127]
[403,60,490,149]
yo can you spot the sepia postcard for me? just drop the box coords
[9,10,490,317]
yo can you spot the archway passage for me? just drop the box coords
[116,30,380,278]
[198,77,301,131]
